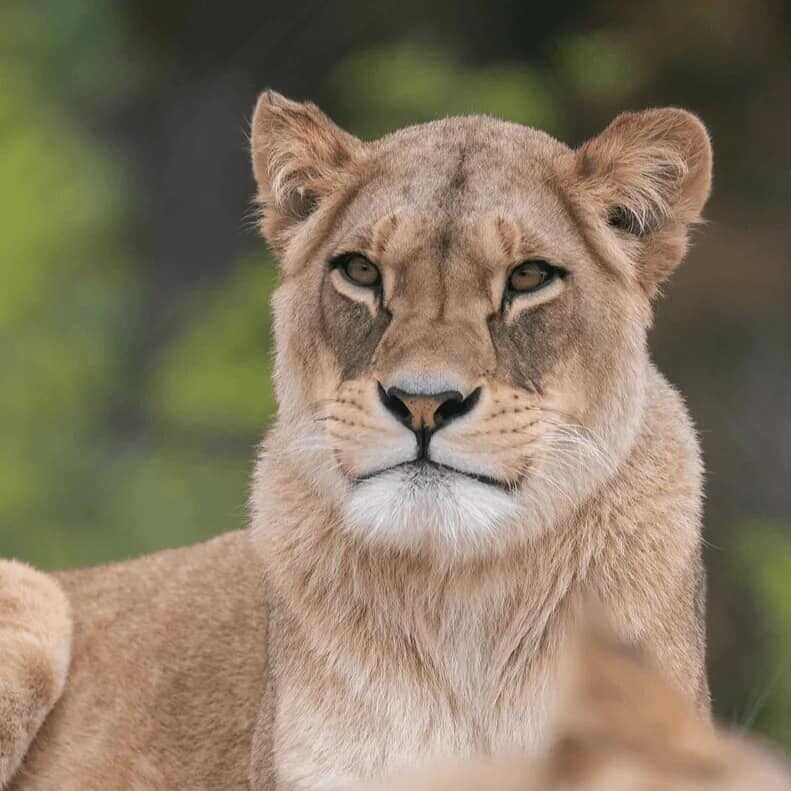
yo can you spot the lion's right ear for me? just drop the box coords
[250,91,364,257]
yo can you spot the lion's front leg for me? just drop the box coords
[0,560,72,788]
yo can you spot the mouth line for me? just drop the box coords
[355,459,515,491]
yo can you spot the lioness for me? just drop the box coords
[4,93,712,790]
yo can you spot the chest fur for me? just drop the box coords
[268,611,560,791]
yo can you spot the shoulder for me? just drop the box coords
[56,529,267,672]
[58,529,262,605]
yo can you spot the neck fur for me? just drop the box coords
[248,437,613,682]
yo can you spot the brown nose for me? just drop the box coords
[378,385,481,436]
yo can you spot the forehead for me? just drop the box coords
[331,115,581,261]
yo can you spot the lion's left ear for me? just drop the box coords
[250,91,364,257]
[574,108,713,296]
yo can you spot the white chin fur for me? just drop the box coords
[343,465,522,558]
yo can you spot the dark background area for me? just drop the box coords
[1,0,789,746]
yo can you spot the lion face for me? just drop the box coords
[251,93,711,558]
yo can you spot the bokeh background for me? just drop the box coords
[1,0,790,747]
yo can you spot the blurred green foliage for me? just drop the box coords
[0,0,789,752]
[552,30,643,100]
[731,522,791,744]
[149,258,277,435]
[1,2,136,566]
[331,44,560,137]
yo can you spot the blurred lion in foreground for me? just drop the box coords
[1,92,782,789]
[356,625,791,791]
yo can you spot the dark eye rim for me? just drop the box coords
[505,259,565,297]
[329,252,382,289]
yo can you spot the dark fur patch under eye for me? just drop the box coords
[320,277,390,379]
[488,287,582,395]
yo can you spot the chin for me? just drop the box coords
[342,463,523,558]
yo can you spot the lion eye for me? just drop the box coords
[338,254,381,288]
[507,260,557,294]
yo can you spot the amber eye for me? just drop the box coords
[507,260,558,294]
[337,254,381,288]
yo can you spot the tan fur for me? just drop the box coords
[353,629,791,791]
[4,94,721,789]
[0,562,71,788]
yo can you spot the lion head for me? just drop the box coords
[250,92,711,559]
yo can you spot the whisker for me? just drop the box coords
[541,419,614,458]
[542,433,610,465]
[540,421,616,469]
[527,467,576,508]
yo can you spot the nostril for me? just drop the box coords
[378,383,482,432]
[433,394,465,427]
[378,383,412,424]
[434,387,481,428]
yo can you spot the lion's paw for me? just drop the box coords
[0,560,72,788]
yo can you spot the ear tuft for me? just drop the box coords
[578,108,712,235]
[250,90,363,255]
